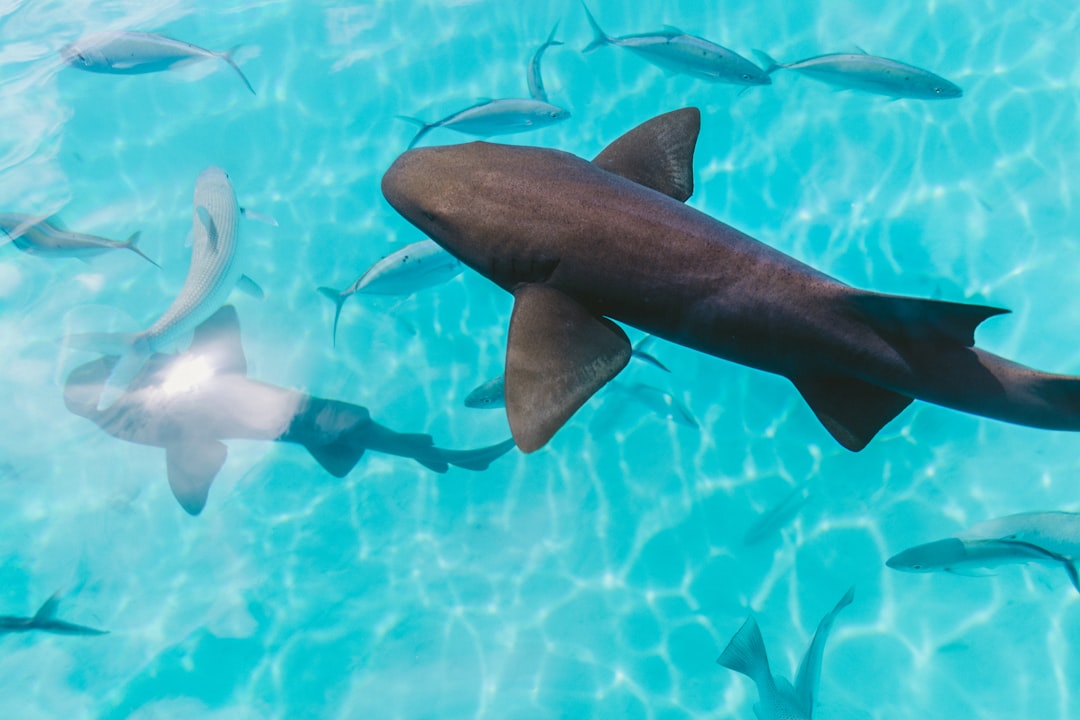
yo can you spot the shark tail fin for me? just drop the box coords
[122,231,161,269]
[31,592,62,623]
[218,46,255,94]
[397,116,436,150]
[433,438,517,471]
[316,286,348,348]
[717,615,775,693]
[580,1,612,53]
[752,50,782,75]
[65,332,150,409]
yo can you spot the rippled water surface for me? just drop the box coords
[1,1,1080,718]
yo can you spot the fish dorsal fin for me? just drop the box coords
[592,107,700,202]
[32,592,62,622]
[166,440,228,515]
[505,284,631,452]
[795,586,855,713]
[791,373,913,451]
[190,305,247,376]
[196,206,218,251]
[849,293,1009,348]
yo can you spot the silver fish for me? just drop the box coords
[528,23,564,102]
[608,381,698,428]
[0,213,158,267]
[67,166,262,409]
[581,2,769,86]
[61,31,255,94]
[752,50,961,99]
[717,587,854,720]
[399,98,570,149]
[317,238,464,346]
[888,511,1080,592]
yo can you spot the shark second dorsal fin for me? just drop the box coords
[166,440,228,515]
[791,373,913,451]
[592,107,700,202]
[190,305,247,376]
[505,284,631,452]
[849,293,1009,348]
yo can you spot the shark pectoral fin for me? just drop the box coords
[591,107,700,202]
[166,440,228,515]
[850,293,1010,348]
[195,206,219,251]
[505,284,632,452]
[189,305,247,375]
[236,274,265,299]
[792,373,913,451]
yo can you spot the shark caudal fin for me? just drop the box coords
[717,615,778,699]
[793,292,1010,451]
[316,286,348,347]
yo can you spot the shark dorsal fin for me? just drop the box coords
[592,107,700,202]
[794,586,855,714]
[190,305,247,376]
[166,440,228,515]
[32,592,62,622]
[505,283,631,452]
[849,293,1009,348]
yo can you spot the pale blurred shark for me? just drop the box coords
[887,511,1080,593]
[64,305,515,515]
[68,166,262,409]
[382,107,1080,453]
[61,31,255,94]
[717,587,854,720]
[0,592,107,637]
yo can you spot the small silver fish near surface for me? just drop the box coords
[61,31,255,94]
[0,213,158,267]
[317,238,464,346]
[399,97,570,149]
[753,49,962,99]
[581,1,770,86]
[528,23,564,102]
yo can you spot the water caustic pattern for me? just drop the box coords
[0,0,1079,718]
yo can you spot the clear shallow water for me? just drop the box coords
[1,0,1079,718]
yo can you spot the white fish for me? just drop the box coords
[581,2,770,86]
[317,238,463,346]
[717,587,854,720]
[67,166,263,408]
[752,50,961,99]
[887,511,1080,592]
[399,98,570,149]
[608,381,698,428]
[528,23,564,102]
[61,31,255,94]
[0,213,158,267]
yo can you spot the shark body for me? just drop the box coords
[382,107,1080,453]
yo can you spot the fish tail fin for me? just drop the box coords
[543,21,563,49]
[122,231,161,269]
[316,286,348,348]
[65,332,150,409]
[396,116,435,149]
[580,1,612,53]
[433,438,517,471]
[752,50,781,75]
[717,615,775,693]
[1065,561,1080,595]
[219,46,256,95]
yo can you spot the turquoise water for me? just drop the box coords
[1,0,1080,717]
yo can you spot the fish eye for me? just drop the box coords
[912,564,922,569]
[742,73,752,80]
[935,88,943,94]
[76,53,90,66]
[549,111,560,118]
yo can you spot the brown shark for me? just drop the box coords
[382,107,1080,453]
